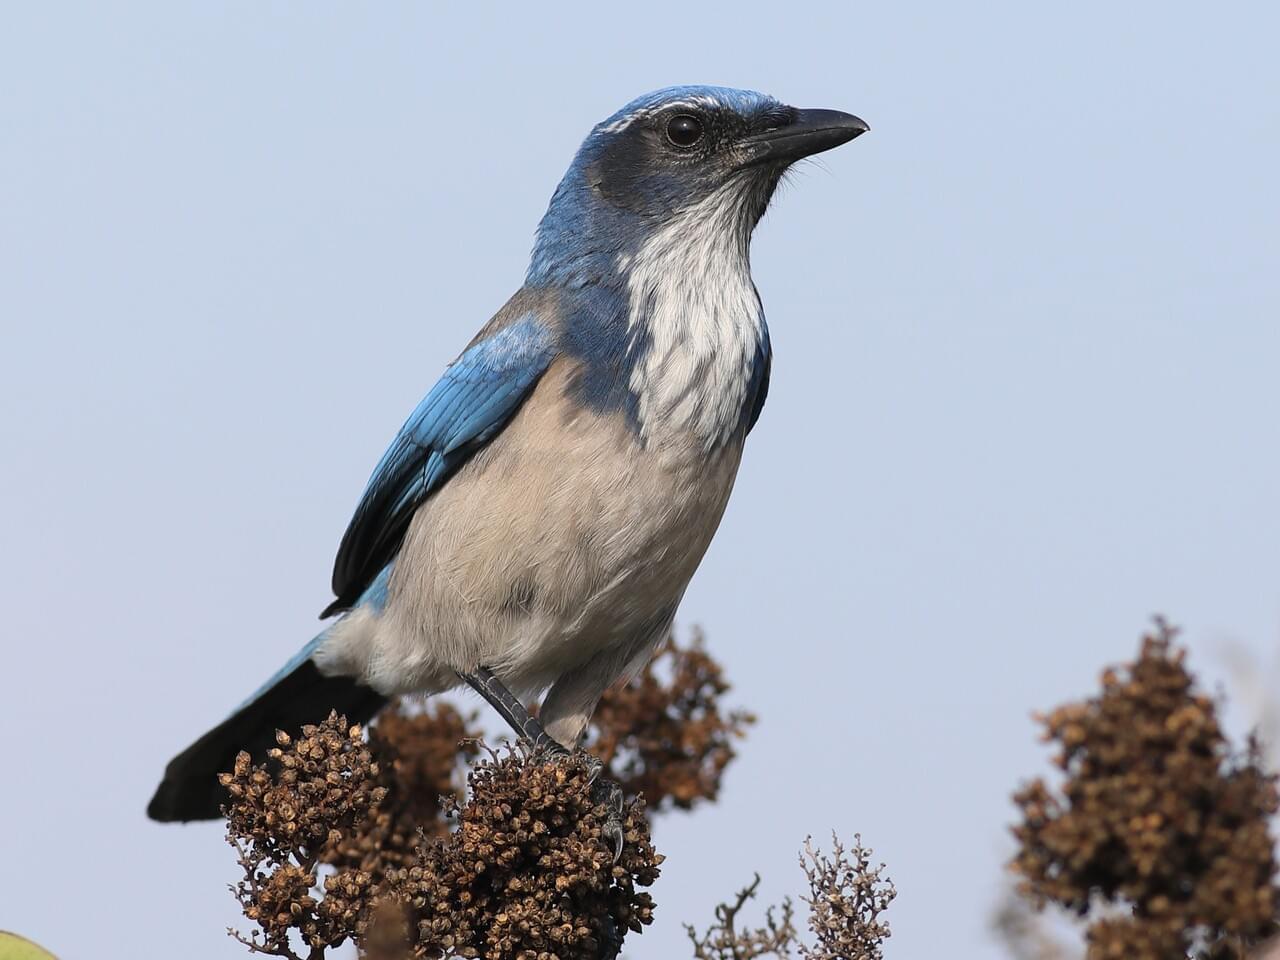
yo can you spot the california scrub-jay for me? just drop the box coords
[148,86,867,830]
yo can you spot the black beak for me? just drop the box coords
[740,109,869,167]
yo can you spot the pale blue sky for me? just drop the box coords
[3,3,1279,957]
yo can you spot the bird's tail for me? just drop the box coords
[146,636,386,822]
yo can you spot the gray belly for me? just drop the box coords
[356,361,746,696]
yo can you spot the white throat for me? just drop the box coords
[625,183,766,449]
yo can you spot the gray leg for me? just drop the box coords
[457,663,627,862]
[457,666,567,755]
[460,670,629,865]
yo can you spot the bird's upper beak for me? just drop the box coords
[739,109,869,167]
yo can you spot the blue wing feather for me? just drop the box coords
[325,314,557,615]
[745,324,772,434]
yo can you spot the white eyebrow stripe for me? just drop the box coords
[598,113,644,134]
[597,97,722,135]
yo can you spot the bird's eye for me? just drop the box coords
[665,114,705,148]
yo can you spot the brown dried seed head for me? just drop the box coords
[1010,621,1280,958]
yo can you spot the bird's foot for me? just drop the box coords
[585,759,626,864]
[530,734,571,761]
[535,746,626,863]
[592,775,626,864]
[456,669,626,860]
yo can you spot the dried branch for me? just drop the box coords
[688,836,894,960]
[686,874,797,960]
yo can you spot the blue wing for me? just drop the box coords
[324,314,557,616]
[745,325,771,434]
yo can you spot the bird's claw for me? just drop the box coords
[599,817,625,864]
[535,747,625,862]
[591,774,626,864]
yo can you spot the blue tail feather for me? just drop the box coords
[146,635,386,822]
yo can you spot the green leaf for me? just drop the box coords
[0,932,58,960]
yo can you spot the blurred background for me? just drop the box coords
[2,2,1278,956]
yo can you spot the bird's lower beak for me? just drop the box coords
[739,109,869,167]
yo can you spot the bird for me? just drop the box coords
[148,85,868,838]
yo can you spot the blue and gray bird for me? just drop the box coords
[148,86,867,829]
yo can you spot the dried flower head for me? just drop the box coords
[798,834,896,960]
[589,631,755,812]
[223,714,660,960]
[389,744,661,959]
[221,712,387,957]
[219,630,753,959]
[1010,620,1280,960]
[221,714,386,863]
[321,699,481,883]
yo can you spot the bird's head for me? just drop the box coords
[528,85,868,287]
